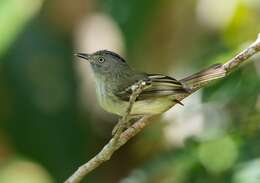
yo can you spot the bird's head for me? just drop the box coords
[75,50,129,76]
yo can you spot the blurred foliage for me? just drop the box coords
[0,0,43,57]
[0,0,260,183]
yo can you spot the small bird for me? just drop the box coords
[76,50,225,117]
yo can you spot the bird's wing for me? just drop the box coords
[116,74,189,101]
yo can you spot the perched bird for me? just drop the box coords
[76,50,225,117]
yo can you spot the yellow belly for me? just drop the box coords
[100,95,175,116]
[95,81,175,116]
[131,97,175,115]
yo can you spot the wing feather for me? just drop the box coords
[116,74,189,101]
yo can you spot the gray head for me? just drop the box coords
[76,50,130,76]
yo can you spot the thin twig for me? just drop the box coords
[224,34,260,73]
[113,80,150,139]
[64,116,153,183]
[65,81,151,183]
[179,33,260,94]
[65,34,260,183]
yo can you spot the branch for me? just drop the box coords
[179,33,260,94]
[65,81,151,183]
[112,80,150,138]
[65,34,260,183]
[223,34,260,73]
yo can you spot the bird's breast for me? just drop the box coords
[95,81,126,115]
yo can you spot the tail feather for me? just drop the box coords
[180,64,227,92]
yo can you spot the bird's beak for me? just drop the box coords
[75,53,91,61]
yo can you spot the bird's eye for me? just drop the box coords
[98,57,105,63]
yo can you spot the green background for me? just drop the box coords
[0,0,260,183]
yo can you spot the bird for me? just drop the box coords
[76,50,225,117]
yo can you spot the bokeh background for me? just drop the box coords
[0,0,260,183]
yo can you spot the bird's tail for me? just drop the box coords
[180,64,227,92]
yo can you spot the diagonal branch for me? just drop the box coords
[65,33,260,183]
[223,34,260,73]
[112,80,151,138]
[65,81,151,183]
[179,34,260,95]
